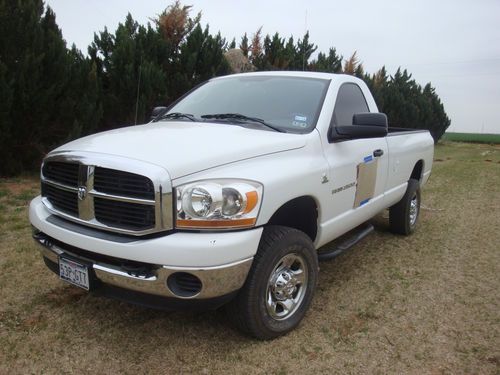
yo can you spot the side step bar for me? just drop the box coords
[317,223,374,261]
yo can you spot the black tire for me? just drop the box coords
[226,225,318,340]
[389,178,421,235]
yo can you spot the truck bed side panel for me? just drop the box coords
[385,131,434,208]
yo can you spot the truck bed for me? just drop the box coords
[388,127,430,136]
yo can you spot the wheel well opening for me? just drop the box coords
[267,196,318,241]
[411,160,424,182]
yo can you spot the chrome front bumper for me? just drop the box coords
[34,233,253,300]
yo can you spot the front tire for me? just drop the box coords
[227,226,318,340]
[389,178,421,235]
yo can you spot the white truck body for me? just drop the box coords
[29,71,434,337]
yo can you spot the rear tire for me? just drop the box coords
[227,226,318,340]
[389,178,421,235]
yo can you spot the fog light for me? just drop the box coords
[167,272,202,298]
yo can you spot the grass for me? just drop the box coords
[0,142,499,374]
[442,132,500,143]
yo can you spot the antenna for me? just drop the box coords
[302,9,307,71]
[134,55,143,125]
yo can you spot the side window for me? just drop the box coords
[332,83,369,126]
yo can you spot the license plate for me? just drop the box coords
[59,257,90,290]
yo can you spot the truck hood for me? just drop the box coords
[52,122,306,179]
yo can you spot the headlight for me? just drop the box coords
[175,179,263,229]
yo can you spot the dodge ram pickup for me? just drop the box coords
[29,71,434,339]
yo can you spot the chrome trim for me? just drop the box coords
[88,190,155,205]
[42,178,78,192]
[34,235,252,299]
[93,264,158,281]
[78,165,94,220]
[159,186,168,228]
[41,151,173,235]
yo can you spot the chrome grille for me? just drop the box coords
[94,167,154,200]
[42,161,79,187]
[40,155,172,235]
[94,197,155,230]
[41,183,78,215]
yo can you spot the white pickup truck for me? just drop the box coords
[29,71,434,339]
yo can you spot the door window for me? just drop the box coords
[331,83,369,126]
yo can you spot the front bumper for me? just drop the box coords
[34,232,253,300]
[30,196,262,302]
[41,255,239,310]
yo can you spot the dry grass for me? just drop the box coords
[0,142,499,374]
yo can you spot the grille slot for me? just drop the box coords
[94,167,155,200]
[42,161,79,187]
[41,183,78,216]
[94,197,155,230]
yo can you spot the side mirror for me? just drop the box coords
[352,112,388,128]
[330,112,388,141]
[334,125,388,140]
[150,106,167,121]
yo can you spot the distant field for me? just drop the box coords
[442,132,500,143]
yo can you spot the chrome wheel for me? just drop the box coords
[409,193,419,226]
[266,253,308,321]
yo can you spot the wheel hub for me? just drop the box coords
[271,270,297,300]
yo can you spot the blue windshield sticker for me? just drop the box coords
[295,115,307,122]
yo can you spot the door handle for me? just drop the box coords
[373,149,384,157]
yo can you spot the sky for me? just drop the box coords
[45,0,500,134]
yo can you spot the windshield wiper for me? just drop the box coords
[155,112,197,122]
[201,113,285,133]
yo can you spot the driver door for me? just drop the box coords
[321,83,388,240]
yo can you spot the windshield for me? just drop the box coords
[165,75,330,133]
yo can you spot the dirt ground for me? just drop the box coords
[0,141,499,374]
